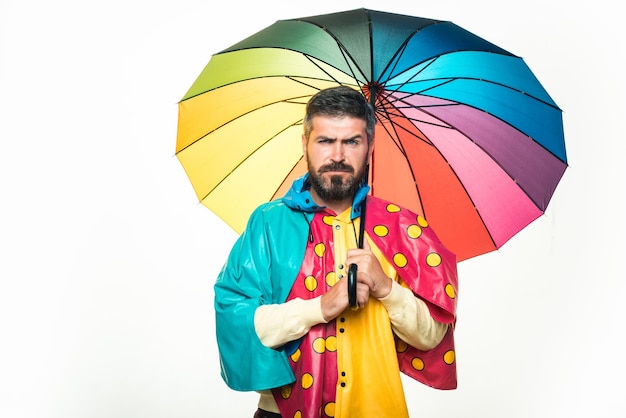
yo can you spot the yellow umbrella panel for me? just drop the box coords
[176,51,358,232]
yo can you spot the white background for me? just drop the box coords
[1,0,624,416]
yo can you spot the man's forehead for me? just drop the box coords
[310,114,367,128]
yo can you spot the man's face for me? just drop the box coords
[302,115,373,206]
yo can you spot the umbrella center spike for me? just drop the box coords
[364,82,384,109]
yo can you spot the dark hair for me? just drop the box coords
[303,86,376,142]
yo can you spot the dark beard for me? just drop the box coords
[308,160,367,203]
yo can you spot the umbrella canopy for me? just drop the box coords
[176,8,567,262]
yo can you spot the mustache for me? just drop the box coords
[318,162,354,173]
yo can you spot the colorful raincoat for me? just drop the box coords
[214,174,458,416]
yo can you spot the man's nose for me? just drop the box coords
[330,142,345,161]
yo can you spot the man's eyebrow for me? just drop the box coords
[315,134,364,142]
[342,134,364,142]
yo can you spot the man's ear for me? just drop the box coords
[301,134,308,161]
[367,138,375,163]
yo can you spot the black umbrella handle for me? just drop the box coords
[348,263,358,308]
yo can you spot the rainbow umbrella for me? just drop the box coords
[176,8,567,262]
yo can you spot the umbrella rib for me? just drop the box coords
[373,98,425,215]
[367,9,376,84]
[270,157,304,201]
[385,74,566,188]
[421,76,561,112]
[406,55,562,111]
[176,89,307,155]
[298,54,363,89]
[335,46,367,87]
[426,103,556,215]
[293,18,369,83]
[374,30,417,86]
[196,119,303,202]
[374,110,502,252]
[381,105,451,129]
[377,50,439,98]
[384,52,561,112]
[176,73,354,156]
[377,91,500,250]
[412,89,563,212]
[395,88,552,219]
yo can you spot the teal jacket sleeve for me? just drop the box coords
[214,201,309,391]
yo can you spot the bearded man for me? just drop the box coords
[215,86,458,418]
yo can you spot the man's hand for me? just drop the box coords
[320,239,392,321]
[320,271,370,321]
[346,239,392,300]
